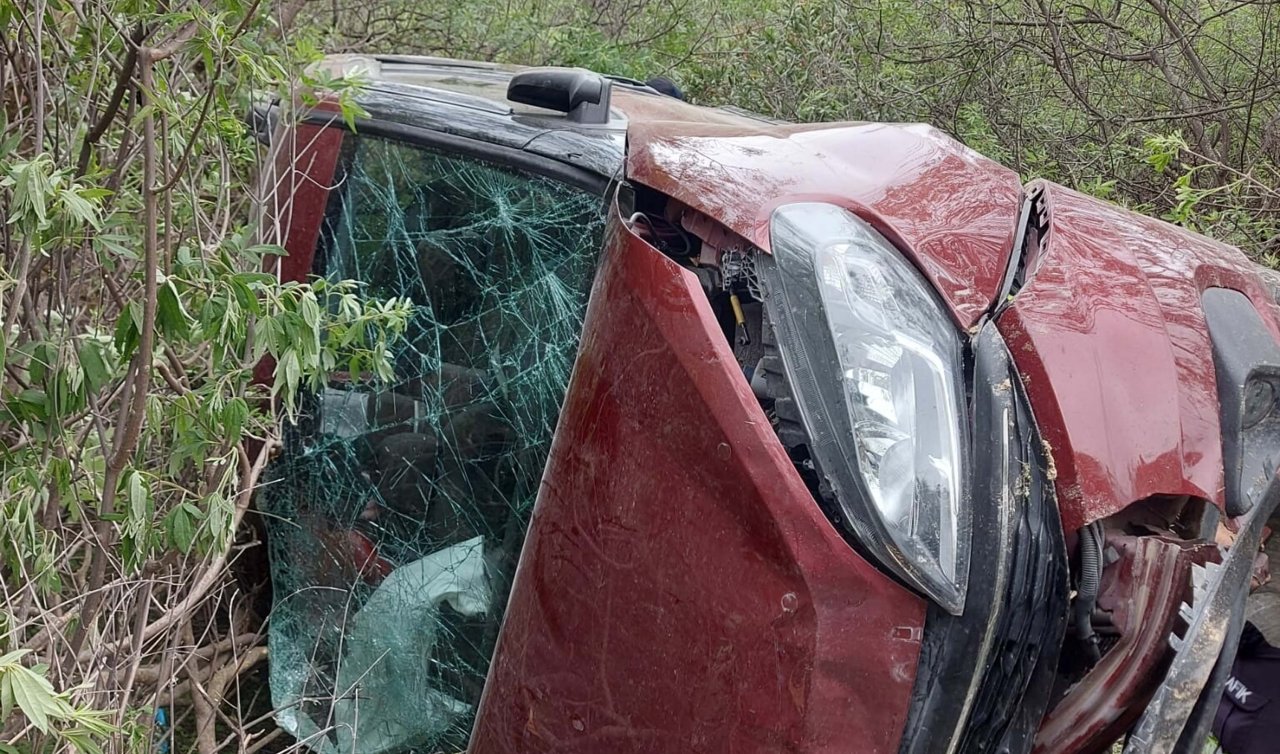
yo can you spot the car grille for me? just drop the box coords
[899,325,1070,754]
[956,430,1070,752]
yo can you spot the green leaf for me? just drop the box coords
[77,339,110,392]
[167,505,195,554]
[237,271,277,286]
[298,291,321,329]
[60,729,104,754]
[28,341,54,384]
[15,388,48,419]
[126,470,149,527]
[156,278,191,340]
[114,303,141,360]
[206,490,232,548]
[275,350,300,399]
[95,233,139,261]
[120,533,138,573]
[10,156,51,226]
[222,397,249,441]
[59,189,101,229]
[49,456,73,498]
[8,664,54,733]
[229,276,260,316]
[340,98,364,132]
[0,670,15,721]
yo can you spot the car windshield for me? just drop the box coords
[259,133,605,754]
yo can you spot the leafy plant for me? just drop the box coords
[294,0,1280,264]
[0,1,408,751]
[0,650,116,752]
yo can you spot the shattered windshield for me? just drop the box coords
[260,133,605,753]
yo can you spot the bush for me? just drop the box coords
[0,2,407,751]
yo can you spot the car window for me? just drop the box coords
[260,133,605,753]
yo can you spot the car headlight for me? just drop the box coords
[759,203,971,614]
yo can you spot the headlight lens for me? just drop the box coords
[761,203,971,613]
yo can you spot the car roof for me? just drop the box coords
[308,54,781,181]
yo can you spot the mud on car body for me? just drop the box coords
[255,54,1280,754]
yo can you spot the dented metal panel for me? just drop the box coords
[624,120,1024,328]
[470,210,926,754]
[1032,534,1217,753]
[997,182,1280,531]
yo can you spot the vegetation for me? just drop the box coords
[1,1,408,751]
[1,0,1277,752]
[305,0,1280,261]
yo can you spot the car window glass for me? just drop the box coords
[260,133,604,753]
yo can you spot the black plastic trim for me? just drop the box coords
[507,67,613,124]
[899,323,1070,754]
[1201,287,1280,517]
[299,113,613,196]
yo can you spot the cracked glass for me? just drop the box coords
[260,132,605,754]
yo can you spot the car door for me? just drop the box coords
[259,119,610,754]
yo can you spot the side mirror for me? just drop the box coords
[245,98,278,146]
[507,68,612,125]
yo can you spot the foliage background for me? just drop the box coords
[1,1,407,751]
[304,0,1280,262]
[2,0,1279,752]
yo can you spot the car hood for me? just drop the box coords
[624,119,1024,328]
[626,121,1280,532]
[998,181,1280,531]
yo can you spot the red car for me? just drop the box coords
[256,55,1280,754]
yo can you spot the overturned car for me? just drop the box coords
[254,54,1280,754]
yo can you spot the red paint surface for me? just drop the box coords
[275,122,344,283]
[471,214,926,754]
[1033,535,1216,753]
[611,88,771,128]
[998,182,1280,532]
[625,120,1024,327]
[253,122,343,385]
